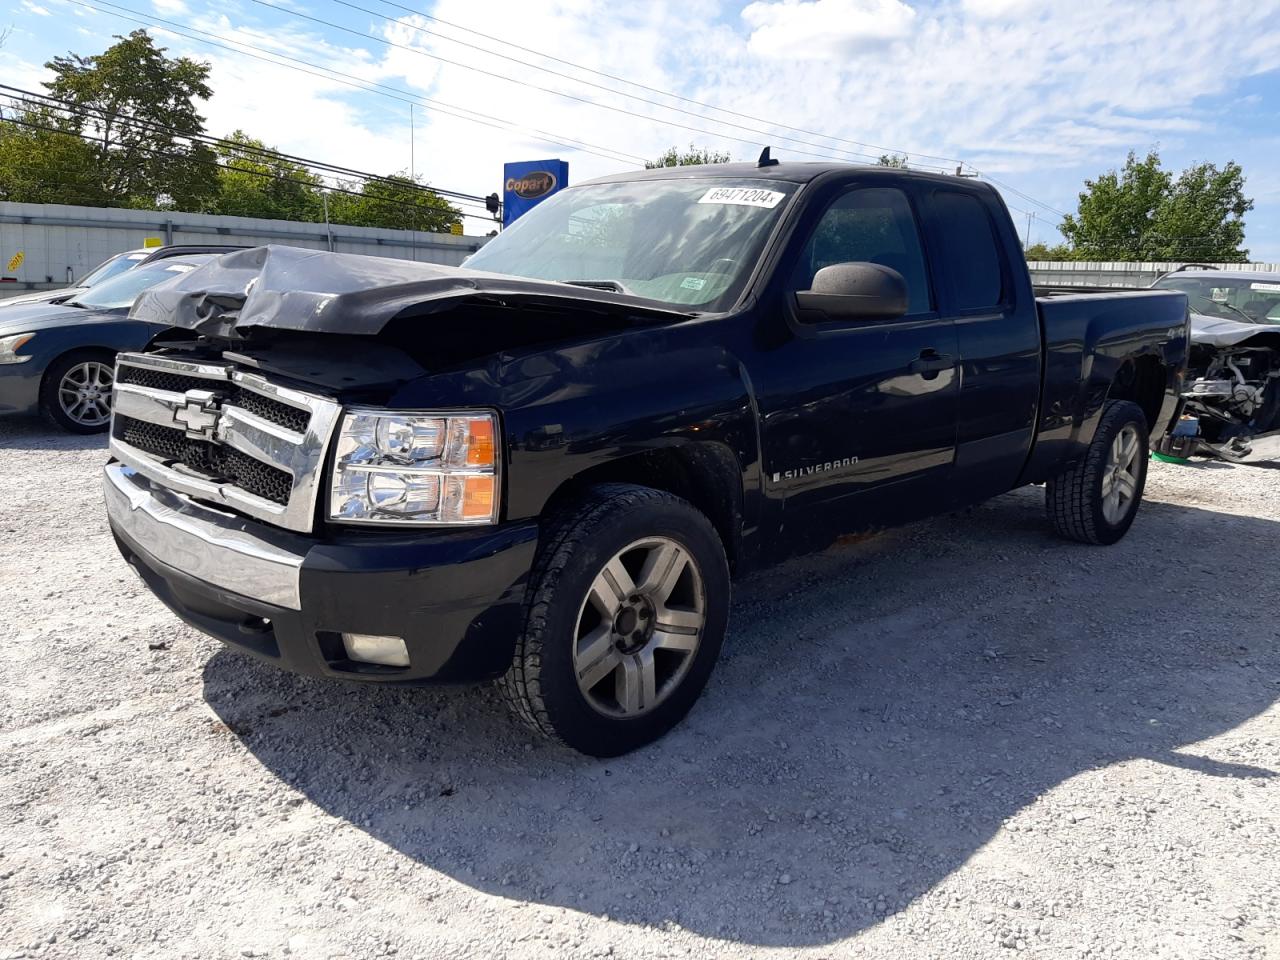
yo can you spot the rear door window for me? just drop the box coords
[930,191,1005,311]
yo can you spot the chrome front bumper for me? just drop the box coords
[103,462,306,609]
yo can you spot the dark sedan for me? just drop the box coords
[0,255,213,432]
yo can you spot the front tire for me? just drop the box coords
[1046,400,1149,545]
[499,484,730,757]
[40,350,115,434]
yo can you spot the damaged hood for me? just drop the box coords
[129,244,696,338]
[1190,311,1280,349]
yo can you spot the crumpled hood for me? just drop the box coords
[1190,311,1280,348]
[129,244,695,339]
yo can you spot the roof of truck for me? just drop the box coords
[581,160,980,188]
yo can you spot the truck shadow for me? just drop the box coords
[201,488,1278,947]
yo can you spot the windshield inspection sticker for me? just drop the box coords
[680,276,706,290]
[1250,282,1280,292]
[698,187,785,208]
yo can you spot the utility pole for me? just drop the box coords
[322,189,334,252]
[1024,211,1034,252]
[410,103,418,260]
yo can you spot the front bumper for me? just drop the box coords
[105,463,539,683]
[0,362,41,416]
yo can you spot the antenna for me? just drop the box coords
[757,146,779,168]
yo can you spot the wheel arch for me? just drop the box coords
[542,442,746,574]
[1106,354,1167,433]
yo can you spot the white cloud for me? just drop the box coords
[20,0,52,15]
[742,0,916,59]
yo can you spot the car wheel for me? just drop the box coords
[498,483,730,757]
[1046,399,1149,545]
[41,350,115,434]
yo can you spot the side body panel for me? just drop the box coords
[1018,290,1188,485]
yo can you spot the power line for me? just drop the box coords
[60,0,1074,213]
[1,82,495,208]
[360,0,971,169]
[0,113,498,223]
[323,0,960,171]
[245,0,957,173]
[60,0,649,167]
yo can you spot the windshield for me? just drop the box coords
[79,251,149,288]
[67,258,209,310]
[1153,276,1280,324]
[464,178,799,311]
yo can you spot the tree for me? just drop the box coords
[1024,242,1074,261]
[0,107,110,205]
[1060,150,1252,261]
[1148,161,1251,262]
[646,144,732,168]
[212,131,325,222]
[326,171,460,232]
[44,30,217,209]
[877,153,909,168]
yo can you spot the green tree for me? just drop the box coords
[876,153,909,168]
[1060,150,1252,261]
[212,131,325,221]
[44,30,217,209]
[0,107,109,205]
[1024,242,1074,261]
[326,171,460,232]
[646,144,732,168]
[1148,161,1251,262]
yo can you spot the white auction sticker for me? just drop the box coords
[1250,282,1280,292]
[697,187,786,208]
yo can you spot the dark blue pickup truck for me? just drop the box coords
[103,161,1188,755]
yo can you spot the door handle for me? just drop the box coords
[908,350,955,375]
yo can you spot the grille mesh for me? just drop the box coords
[116,365,311,434]
[114,415,293,506]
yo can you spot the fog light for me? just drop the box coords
[341,633,410,667]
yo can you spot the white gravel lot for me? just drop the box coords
[1,416,1277,960]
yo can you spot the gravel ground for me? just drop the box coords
[1,416,1277,960]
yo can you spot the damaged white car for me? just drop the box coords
[1152,268,1280,461]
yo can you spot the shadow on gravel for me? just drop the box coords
[202,490,1279,947]
[0,417,110,452]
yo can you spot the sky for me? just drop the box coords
[3,0,1280,255]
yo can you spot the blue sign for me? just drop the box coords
[503,159,568,228]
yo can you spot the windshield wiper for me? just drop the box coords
[1221,301,1261,324]
[563,280,627,293]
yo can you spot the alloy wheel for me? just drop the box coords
[572,537,706,717]
[58,361,114,428]
[1101,423,1141,524]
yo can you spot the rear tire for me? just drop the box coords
[1046,400,1149,545]
[498,484,730,757]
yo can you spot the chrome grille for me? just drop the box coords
[116,365,312,433]
[108,353,343,533]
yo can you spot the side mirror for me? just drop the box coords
[794,262,909,322]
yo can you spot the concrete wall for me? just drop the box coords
[0,202,489,296]
[1028,260,1280,289]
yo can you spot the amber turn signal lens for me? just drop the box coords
[461,475,496,520]
[466,418,495,466]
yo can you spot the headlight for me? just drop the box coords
[329,410,499,525]
[0,332,35,364]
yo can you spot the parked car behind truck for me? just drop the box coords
[102,162,1188,756]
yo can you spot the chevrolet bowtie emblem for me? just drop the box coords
[173,389,222,440]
